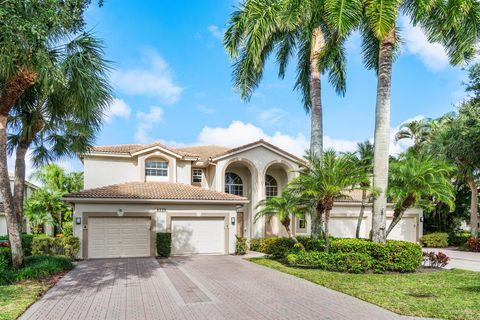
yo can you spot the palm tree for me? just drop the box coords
[395,118,432,151]
[353,141,374,238]
[224,0,362,157]
[0,0,97,267]
[386,151,455,236]
[290,150,365,251]
[361,0,479,243]
[255,190,303,242]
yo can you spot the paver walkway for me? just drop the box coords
[424,247,480,272]
[20,256,420,320]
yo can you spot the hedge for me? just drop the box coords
[449,231,471,246]
[156,232,171,257]
[31,235,80,260]
[250,237,297,258]
[0,233,34,256]
[286,251,373,273]
[420,233,449,248]
[0,247,11,270]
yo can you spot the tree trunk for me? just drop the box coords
[467,178,479,237]
[355,189,367,238]
[309,26,325,158]
[386,209,404,236]
[372,28,395,244]
[13,142,29,224]
[0,116,24,267]
[311,202,325,239]
[324,208,331,253]
[0,68,37,114]
[282,217,299,243]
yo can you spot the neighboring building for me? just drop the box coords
[64,140,423,259]
[0,177,38,235]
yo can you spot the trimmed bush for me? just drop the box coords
[31,235,80,260]
[0,233,34,256]
[0,247,11,270]
[249,237,296,258]
[467,237,480,252]
[62,221,73,237]
[235,236,247,255]
[449,231,471,246]
[286,251,373,273]
[156,232,171,257]
[421,233,449,248]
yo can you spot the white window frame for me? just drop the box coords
[225,172,243,196]
[298,218,306,229]
[145,161,168,177]
[265,174,278,198]
[192,168,203,183]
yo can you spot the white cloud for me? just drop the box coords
[112,50,183,104]
[105,98,131,122]
[255,108,288,125]
[196,105,215,114]
[135,106,164,143]
[207,25,225,40]
[400,16,449,72]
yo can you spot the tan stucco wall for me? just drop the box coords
[176,160,192,184]
[84,156,138,188]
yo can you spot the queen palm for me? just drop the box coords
[395,118,432,151]
[0,0,98,266]
[353,140,374,238]
[387,151,455,235]
[361,0,479,243]
[290,150,365,251]
[255,190,303,242]
[224,0,363,157]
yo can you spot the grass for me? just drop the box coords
[0,256,73,320]
[250,258,480,320]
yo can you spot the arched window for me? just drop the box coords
[225,172,243,196]
[265,175,278,198]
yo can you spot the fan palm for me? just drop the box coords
[224,0,363,157]
[255,190,303,242]
[0,0,98,267]
[290,150,365,251]
[353,140,374,238]
[361,0,479,243]
[386,151,455,236]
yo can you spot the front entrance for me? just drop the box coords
[171,217,226,255]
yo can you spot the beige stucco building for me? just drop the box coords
[64,140,423,259]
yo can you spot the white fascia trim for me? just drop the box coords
[131,146,182,158]
[183,156,200,161]
[212,142,303,164]
[84,152,132,158]
[63,197,250,204]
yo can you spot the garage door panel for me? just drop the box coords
[88,217,151,258]
[171,218,225,255]
[328,218,368,238]
[387,218,417,242]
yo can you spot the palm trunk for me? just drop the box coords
[309,26,325,158]
[311,202,324,239]
[466,178,478,237]
[0,116,24,267]
[355,189,367,238]
[372,28,395,244]
[13,142,29,225]
[386,209,404,236]
[324,208,331,253]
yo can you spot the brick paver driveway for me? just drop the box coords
[20,256,413,320]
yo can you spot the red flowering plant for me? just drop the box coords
[467,237,480,252]
[422,251,450,268]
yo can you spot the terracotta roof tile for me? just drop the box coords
[89,143,198,157]
[175,145,231,162]
[64,182,248,202]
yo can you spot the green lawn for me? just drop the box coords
[0,281,51,320]
[250,258,480,320]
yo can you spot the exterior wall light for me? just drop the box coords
[117,209,124,217]
[231,217,236,226]
[75,217,82,225]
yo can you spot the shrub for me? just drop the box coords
[0,233,34,256]
[0,247,11,270]
[156,232,171,257]
[62,221,73,237]
[32,235,54,256]
[235,236,247,255]
[467,237,480,252]
[422,251,450,268]
[249,237,297,258]
[421,233,449,248]
[448,231,471,246]
[286,251,373,273]
[31,235,80,259]
[61,236,80,260]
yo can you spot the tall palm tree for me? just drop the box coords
[255,190,303,242]
[224,0,363,157]
[353,140,374,238]
[395,118,432,151]
[290,150,365,251]
[0,0,96,267]
[387,151,455,235]
[361,0,479,243]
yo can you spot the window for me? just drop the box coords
[265,175,278,198]
[192,169,203,183]
[145,161,168,176]
[225,172,243,196]
[298,219,306,229]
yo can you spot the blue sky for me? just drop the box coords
[39,0,471,173]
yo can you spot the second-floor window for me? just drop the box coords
[192,169,203,183]
[265,175,278,198]
[145,161,168,177]
[225,172,243,196]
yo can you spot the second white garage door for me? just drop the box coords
[387,217,417,242]
[171,218,226,255]
[88,217,151,259]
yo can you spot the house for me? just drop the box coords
[64,140,423,259]
[0,177,38,235]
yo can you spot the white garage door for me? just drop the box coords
[88,217,151,258]
[171,218,225,255]
[329,217,368,238]
[387,217,417,242]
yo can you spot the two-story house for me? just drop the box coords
[65,139,423,259]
